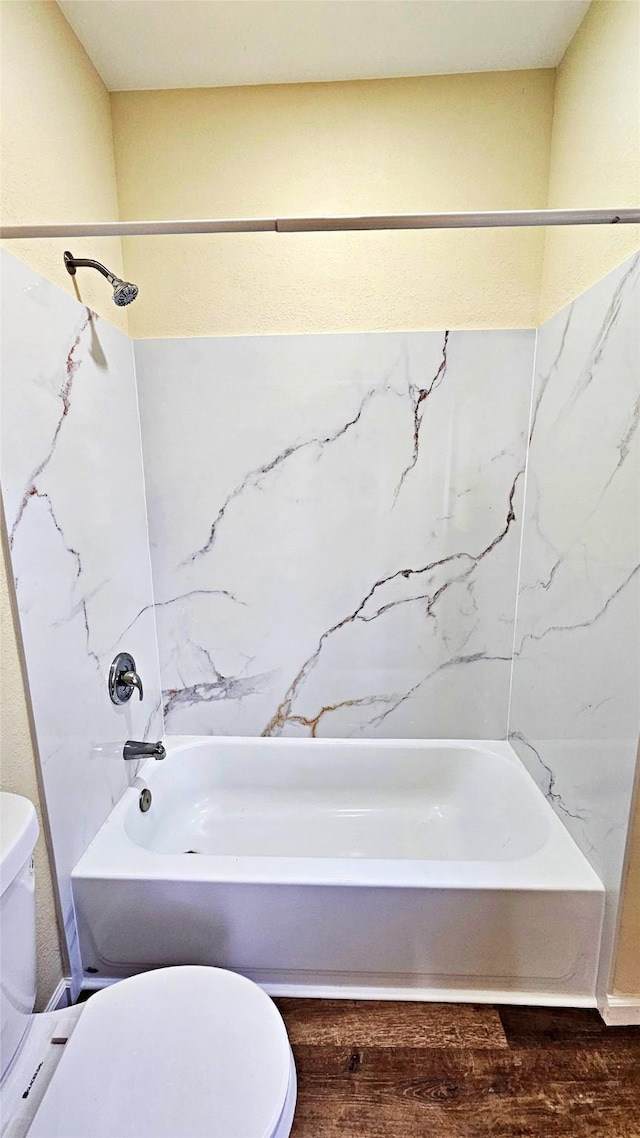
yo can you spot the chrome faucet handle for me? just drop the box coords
[108,652,144,705]
[120,670,143,701]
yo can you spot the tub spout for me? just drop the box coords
[123,740,166,761]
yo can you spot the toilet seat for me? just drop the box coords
[27,966,296,1138]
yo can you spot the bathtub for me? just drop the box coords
[72,738,604,1005]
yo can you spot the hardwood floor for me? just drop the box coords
[274,1000,640,1138]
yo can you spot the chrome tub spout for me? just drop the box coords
[123,740,166,761]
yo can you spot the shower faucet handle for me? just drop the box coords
[121,670,144,701]
[108,652,144,704]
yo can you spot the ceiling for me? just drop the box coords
[57,0,590,93]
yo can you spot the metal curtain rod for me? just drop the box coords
[1,208,639,240]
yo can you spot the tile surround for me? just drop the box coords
[135,329,534,739]
[2,246,638,1000]
[0,250,162,989]
[509,253,640,994]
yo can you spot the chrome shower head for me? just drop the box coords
[64,251,139,307]
[111,278,139,307]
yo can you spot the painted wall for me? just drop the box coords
[540,0,640,321]
[613,757,640,996]
[4,3,637,341]
[0,251,163,996]
[0,0,126,330]
[111,70,555,338]
[509,253,640,998]
[0,509,65,1009]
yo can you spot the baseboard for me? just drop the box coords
[260,983,597,1007]
[44,977,72,1012]
[600,994,640,1026]
[86,974,597,1008]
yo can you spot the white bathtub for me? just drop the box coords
[72,738,604,1005]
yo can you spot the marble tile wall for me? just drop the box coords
[509,253,640,994]
[135,329,535,740]
[4,244,637,1000]
[0,251,162,991]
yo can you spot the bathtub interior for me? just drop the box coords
[123,739,551,862]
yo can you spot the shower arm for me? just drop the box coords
[63,252,121,285]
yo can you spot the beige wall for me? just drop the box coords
[540,0,640,320]
[0,0,126,329]
[614,748,640,996]
[1,506,65,1009]
[107,2,638,336]
[111,70,556,337]
[4,4,637,340]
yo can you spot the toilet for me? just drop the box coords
[0,792,297,1138]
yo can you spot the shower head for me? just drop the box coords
[64,251,139,307]
[111,278,139,307]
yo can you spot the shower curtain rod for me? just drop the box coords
[1,207,639,239]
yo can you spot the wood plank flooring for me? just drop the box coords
[274,1000,640,1138]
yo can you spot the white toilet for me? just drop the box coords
[0,792,297,1138]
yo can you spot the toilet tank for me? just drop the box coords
[0,792,39,1081]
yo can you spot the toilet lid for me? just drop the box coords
[28,966,293,1138]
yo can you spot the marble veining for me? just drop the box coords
[135,329,535,739]
[508,253,640,992]
[0,250,162,993]
[263,469,521,738]
[394,329,449,498]
[186,381,382,565]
